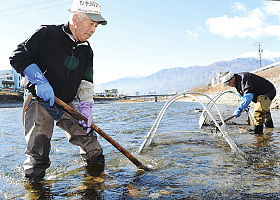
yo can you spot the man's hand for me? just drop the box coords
[35,83,55,106]
[23,63,55,106]
[78,101,93,134]
[234,108,242,118]
[234,93,253,118]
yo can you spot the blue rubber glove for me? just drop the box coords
[239,93,253,110]
[23,63,55,106]
[234,93,253,118]
[234,108,242,118]
[78,101,93,134]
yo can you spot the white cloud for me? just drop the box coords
[185,30,199,41]
[233,2,247,13]
[265,25,280,38]
[236,51,257,58]
[265,2,280,18]
[206,2,280,40]
[236,50,280,60]
[262,50,280,59]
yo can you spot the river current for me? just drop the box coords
[0,101,280,199]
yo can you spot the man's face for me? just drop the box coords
[228,76,235,87]
[73,14,99,42]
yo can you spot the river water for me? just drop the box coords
[1,101,280,199]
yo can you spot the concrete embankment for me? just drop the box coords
[0,92,23,108]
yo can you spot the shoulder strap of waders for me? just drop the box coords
[22,94,33,125]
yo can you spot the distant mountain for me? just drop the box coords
[95,57,280,95]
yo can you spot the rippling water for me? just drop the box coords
[1,101,280,199]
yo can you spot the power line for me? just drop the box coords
[0,0,58,12]
[0,1,72,17]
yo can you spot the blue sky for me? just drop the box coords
[1,0,280,84]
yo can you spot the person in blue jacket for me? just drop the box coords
[9,0,107,182]
[220,71,276,134]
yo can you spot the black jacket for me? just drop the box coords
[10,23,94,103]
[234,72,276,103]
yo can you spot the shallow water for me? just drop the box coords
[1,101,280,199]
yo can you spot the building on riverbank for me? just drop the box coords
[0,69,22,92]
[94,89,119,97]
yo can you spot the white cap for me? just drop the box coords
[220,71,234,87]
[70,0,107,25]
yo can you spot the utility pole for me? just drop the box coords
[255,42,263,68]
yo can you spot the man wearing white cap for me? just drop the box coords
[220,71,276,134]
[9,0,107,182]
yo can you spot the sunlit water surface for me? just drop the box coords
[1,101,280,199]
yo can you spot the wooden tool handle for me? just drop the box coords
[55,97,149,170]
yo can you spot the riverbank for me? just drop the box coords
[1,66,279,108]
[0,91,23,108]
